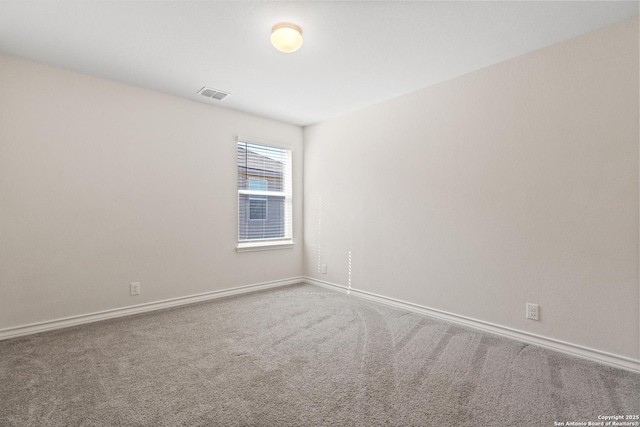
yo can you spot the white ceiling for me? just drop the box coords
[0,1,637,126]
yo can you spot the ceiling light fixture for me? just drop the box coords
[271,22,303,53]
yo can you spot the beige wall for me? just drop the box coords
[303,18,639,359]
[0,55,303,329]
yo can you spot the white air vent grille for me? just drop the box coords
[197,87,230,101]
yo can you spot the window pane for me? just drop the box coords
[238,143,285,192]
[238,194,285,240]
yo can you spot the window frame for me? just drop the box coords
[236,136,294,252]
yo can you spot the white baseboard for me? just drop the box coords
[304,277,640,373]
[0,277,303,341]
[3,276,637,373]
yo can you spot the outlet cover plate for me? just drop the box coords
[526,303,539,320]
[130,282,141,296]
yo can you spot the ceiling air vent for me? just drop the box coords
[197,86,230,101]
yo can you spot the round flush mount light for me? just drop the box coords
[271,22,303,53]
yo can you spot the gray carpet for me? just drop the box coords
[0,283,638,426]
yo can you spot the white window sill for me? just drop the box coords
[236,240,295,253]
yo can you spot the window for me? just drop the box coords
[237,139,292,250]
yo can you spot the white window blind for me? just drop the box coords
[237,139,292,246]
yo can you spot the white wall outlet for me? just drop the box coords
[321,264,327,274]
[130,282,141,296]
[526,303,539,320]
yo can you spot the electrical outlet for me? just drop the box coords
[526,303,539,320]
[130,282,140,296]
[321,264,327,274]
